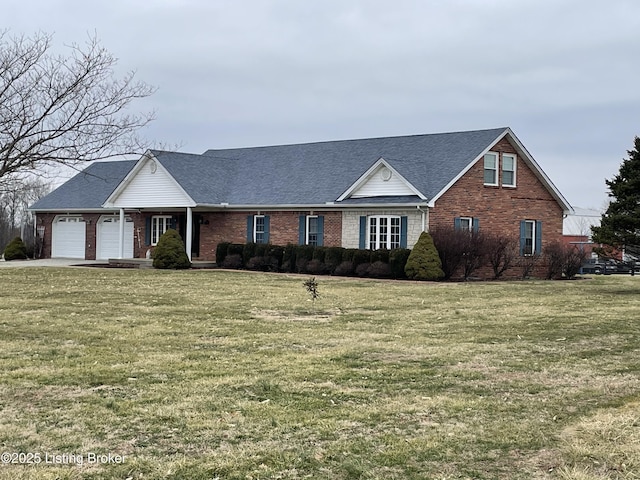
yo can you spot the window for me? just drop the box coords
[484,153,498,185]
[368,216,401,250]
[151,216,172,245]
[306,216,324,246]
[247,215,270,244]
[254,215,266,244]
[520,220,542,255]
[502,154,516,187]
[456,217,473,231]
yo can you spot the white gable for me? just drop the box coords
[338,158,425,201]
[107,156,195,208]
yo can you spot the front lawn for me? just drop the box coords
[1,268,639,479]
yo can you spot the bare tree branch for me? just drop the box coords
[0,30,156,182]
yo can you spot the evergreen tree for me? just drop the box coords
[592,137,640,259]
[404,231,444,281]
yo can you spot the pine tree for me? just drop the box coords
[592,137,640,259]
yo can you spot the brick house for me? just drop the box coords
[29,127,572,272]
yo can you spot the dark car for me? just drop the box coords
[581,259,638,275]
[580,259,619,275]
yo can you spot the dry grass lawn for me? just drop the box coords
[0,267,639,479]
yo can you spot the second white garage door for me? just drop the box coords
[97,216,134,260]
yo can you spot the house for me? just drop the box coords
[29,127,573,274]
[562,207,602,258]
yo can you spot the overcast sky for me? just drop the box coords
[5,0,640,210]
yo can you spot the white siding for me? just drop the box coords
[350,166,416,198]
[111,158,194,208]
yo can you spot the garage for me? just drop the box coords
[51,216,86,258]
[97,215,134,260]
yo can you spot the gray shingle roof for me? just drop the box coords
[29,160,136,210]
[154,127,508,205]
[35,127,563,211]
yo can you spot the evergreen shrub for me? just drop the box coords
[152,229,191,269]
[3,237,28,261]
[404,232,444,281]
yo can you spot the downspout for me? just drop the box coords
[416,205,428,232]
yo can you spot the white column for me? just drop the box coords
[186,207,193,261]
[118,208,125,259]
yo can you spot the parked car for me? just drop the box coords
[581,259,639,275]
[580,259,619,275]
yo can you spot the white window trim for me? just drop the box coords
[459,216,473,231]
[253,215,266,244]
[151,215,172,246]
[367,215,401,250]
[523,220,536,255]
[502,153,517,187]
[306,215,319,246]
[483,152,499,186]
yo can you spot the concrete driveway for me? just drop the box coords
[0,258,103,268]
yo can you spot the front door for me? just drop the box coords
[177,214,201,258]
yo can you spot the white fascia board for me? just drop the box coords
[336,157,426,201]
[503,128,574,214]
[197,202,428,210]
[30,208,119,213]
[102,151,196,208]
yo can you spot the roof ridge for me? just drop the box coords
[203,127,509,154]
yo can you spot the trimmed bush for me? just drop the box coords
[221,254,243,269]
[152,229,191,269]
[334,261,354,276]
[324,247,344,274]
[216,242,231,266]
[368,260,392,278]
[389,248,411,279]
[355,262,372,277]
[404,232,444,281]
[3,237,28,261]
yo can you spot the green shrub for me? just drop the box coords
[242,243,257,267]
[352,250,371,269]
[370,249,390,264]
[216,242,231,266]
[404,232,444,281]
[324,247,344,274]
[3,237,28,261]
[152,229,191,269]
[389,248,411,279]
[282,244,297,272]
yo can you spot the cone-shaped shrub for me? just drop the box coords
[404,231,444,281]
[3,236,28,261]
[152,229,191,269]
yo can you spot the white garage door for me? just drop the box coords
[97,216,134,260]
[52,216,86,259]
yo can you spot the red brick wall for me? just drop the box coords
[36,211,147,260]
[196,210,342,261]
[430,138,564,278]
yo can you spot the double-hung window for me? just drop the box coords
[247,215,270,244]
[457,217,473,231]
[520,220,542,256]
[368,216,401,250]
[484,152,517,187]
[484,153,498,186]
[254,215,267,244]
[151,215,172,245]
[502,154,516,187]
[307,216,320,246]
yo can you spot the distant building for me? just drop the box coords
[563,207,603,258]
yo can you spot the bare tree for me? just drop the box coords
[485,234,518,280]
[0,177,49,253]
[0,31,155,186]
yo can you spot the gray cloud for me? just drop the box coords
[4,0,640,209]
